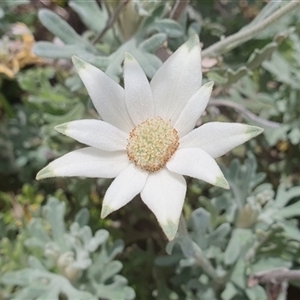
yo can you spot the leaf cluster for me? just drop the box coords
[1,197,135,300]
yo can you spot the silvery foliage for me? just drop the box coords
[1,1,300,299]
[33,0,188,83]
[155,153,300,300]
[1,198,135,300]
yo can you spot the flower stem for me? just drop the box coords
[92,0,131,44]
[209,99,280,129]
[202,1,300,58]
[170,0,189,21]
[178,214,220,281]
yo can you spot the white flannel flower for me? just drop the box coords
[37,35,263,240]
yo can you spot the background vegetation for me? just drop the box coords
[1,1,300,299]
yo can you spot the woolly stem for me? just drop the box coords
[202,1,300,58]
[178,214,220,281]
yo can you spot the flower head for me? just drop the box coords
[37,35,263,240]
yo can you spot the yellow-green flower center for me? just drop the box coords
[127,117,179,172]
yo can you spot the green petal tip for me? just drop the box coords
[101,206,114,219]
[186,34,200,51]
[215,175,230,190]
[205,81,214,88]
[54,123,68,134]
[36,166,54,180]
[246,126,264,138]
[124,52,135,61]
[72,55,86,70]
[162,220,178,241]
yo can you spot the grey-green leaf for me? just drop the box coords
[38,9,85,45]
[147,19,183,38]
[74,208,90,227]
[69,0,108,33]
[224,228,253,265]
[140,33,167,52]
[33,42,87,59]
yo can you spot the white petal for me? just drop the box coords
[141,169,186,240]
[167,148,229,189]
[124,53,154,125]
[180,122,264,158]
[101,164,148,218]
[150,35,202,123]
[36,147,129,180]
[55,120,128,151]
[174,81,214,137]
[72,56,134,132]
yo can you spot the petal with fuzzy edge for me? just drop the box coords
[124,53,154,125]
[150,35,202,123]
[55,120,128,151]
[141,169,186,240]
[36,147,129,180]
[174,81,214,137]
[101,164,148,218]
[72,56,134,133]
[180,122,264,158]
[167,148,229,189]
